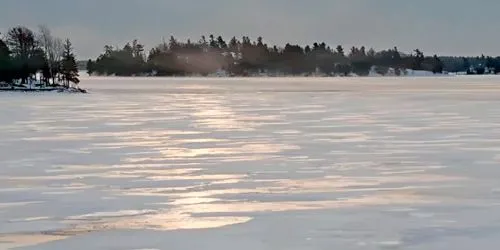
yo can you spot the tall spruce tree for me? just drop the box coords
[61,39,79,87]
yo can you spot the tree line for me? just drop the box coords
[0,26,80,88]
[86,35,499,77]
[441,56,500,74]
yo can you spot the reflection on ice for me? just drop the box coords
[1,77,500,249]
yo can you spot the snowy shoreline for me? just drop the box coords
[0,87,87,93]
[0,78,87,93]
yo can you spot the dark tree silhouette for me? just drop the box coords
[82,34,499,77]
[412,49,425,70]
[87,59,95,75]
[0,25,80,89]
[431,55,444,74]
[336,45,345,57]
[0,37,14,84]
[61,39,79,87]
[6,26,40,85]
[349,46,371,76]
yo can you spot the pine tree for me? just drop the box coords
[217,36,227,49]
[61,39,79,88]
[412,49,425,70]
[462,57,471,73]
[209,34,218,49]
[304,45,311,54]
[229,36,239,53]
[169,36,179,52]
[432,55,444,74]
[87,59,95,76]
[6,26,40,85]
[336,45,345,57]
[0,37,14,84]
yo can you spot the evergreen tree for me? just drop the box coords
[494,57,500,74]
[360,46,366,57]
[304,45,311,54]
[61,39,79,87]
[169,36,179,52]
[79,32,499,77]
[367,48,376,57]
[349,46,371,76]
[147,46,178,76]
[199,36,208,52]
[6,26,40,85]
[411,49,425,70]
[431,55,444,74]
[0,37,14,84]
[209,34,218,49]
[87,59,95,75]
[336,63,352,76]
[485,56,496,73]
[281,43,306,75]
[228,36,239,53]
[476,66,485,75]
[463,57,472,74]
[336,45,345,57]
[217,36,227,49]
[391,47,402,70]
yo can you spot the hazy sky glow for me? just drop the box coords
[1,0,499,59]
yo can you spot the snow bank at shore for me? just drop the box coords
[0,79,87,93]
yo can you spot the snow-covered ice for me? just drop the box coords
[2,75,500,249]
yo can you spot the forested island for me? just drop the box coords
[2,25,499,82]
[0,26,84,92]
[87,35,500,77]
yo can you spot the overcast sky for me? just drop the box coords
[1,0,499,59]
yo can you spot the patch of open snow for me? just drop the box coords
[404,69,449,77]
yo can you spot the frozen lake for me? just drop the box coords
[2,76,500,250]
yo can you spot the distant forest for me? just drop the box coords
[86,35,500,77]
[0,26,80,88]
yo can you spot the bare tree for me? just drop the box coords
[38,25,64,86]
[52,38,64,84]
[38,25,53,85]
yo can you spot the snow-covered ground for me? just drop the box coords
[2,76,500,250]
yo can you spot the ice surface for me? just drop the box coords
[2,76,500,249]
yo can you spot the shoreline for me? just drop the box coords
[0,87,87,93]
